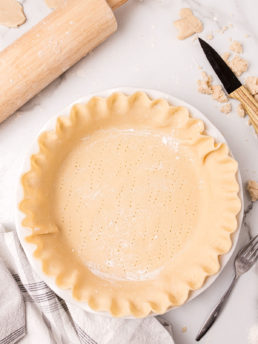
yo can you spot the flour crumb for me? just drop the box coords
[222,52,231,62]
[192,35,198,42]
[220,103,232,114]
[173,8,203,40]
[197,72,213,94]
[221,25,228,33]
[212,85,228,103]
[245,76,258,96]
[247,180,258,202]
[228,55,248,76]
[182,326,187,333]
[230,40,243,54]
[237,103,246,117]
[206,34,214,41]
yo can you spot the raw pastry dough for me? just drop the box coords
[220,103,232,114]
[45,0,66,9]
[229,41,243,54]
[197,72,213,95]
[211,85,228,103]
[0,0,26,28]
[228,55,248,76]
[173,8,203,40]
[19,92,241,317]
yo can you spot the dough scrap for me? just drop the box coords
[173,8,203,40]
[237,103,246,117]
[211,85,228,103]
[45,0,66,9]
[222,52,231,63]
[0,0,26,28]
[247,180,258,202]
[197,73,229,111]
[245,76,258,96]
[220,103,232,114]
[228,55,248,76]
[197,72,213,95]
[230,40,243,54]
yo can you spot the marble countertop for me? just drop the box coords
[0,0,257,343]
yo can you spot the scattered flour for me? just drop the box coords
[87,261,164,282]
[173,8,203,40]
[220,25,228,33]
[206,34,214,41]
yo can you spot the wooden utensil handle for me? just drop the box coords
[230,85,258,133]
[0,0,127,124]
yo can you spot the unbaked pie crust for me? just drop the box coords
[19,92,241,317]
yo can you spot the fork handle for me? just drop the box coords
[196,275,238,341]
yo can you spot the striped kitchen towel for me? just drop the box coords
[0,225,174,344]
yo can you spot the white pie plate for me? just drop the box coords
[15,87,244,317]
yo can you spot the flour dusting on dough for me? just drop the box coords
[87,261,164,282]
[0,0,26,28]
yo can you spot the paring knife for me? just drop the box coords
[198,38,258,133]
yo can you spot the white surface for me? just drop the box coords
[0,0,257,343]
[15,87,244,317]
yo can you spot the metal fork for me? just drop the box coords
[196,234,258,341]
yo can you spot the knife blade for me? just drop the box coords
[198,37,258,133]
[198,38,241,94]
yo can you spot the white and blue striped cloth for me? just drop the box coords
[0,225,174,344]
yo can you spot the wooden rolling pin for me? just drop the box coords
[0,0,127,123]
